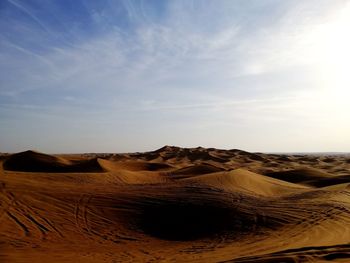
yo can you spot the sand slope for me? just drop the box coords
[1,147,350,262]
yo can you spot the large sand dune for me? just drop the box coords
[1,146,350,262]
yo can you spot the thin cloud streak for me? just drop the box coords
[6,0,53,35]
[0,0,349,152]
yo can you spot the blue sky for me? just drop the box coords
[1,0,350,153]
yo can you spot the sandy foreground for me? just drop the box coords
[1,146,350,262]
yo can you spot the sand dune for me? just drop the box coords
[265,167,333,181]
[182,168,309,196]
[1,147,350,262]
[169,164,225,179]
[99,159,173,172]
[265,167,350,187]
[3,150,104,173]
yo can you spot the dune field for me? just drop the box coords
[1,146,350,262]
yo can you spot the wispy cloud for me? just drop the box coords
[0,0,349,152]
[7,0,52,34]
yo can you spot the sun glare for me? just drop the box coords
[313,4,350,101]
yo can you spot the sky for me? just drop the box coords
[0,0,350,153]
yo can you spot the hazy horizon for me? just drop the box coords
[2,146,350,155]
[1,0,350,153]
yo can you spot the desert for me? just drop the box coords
[2,1,350,262]
[1,146,350,262]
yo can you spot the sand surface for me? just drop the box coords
[1,146,350,262]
